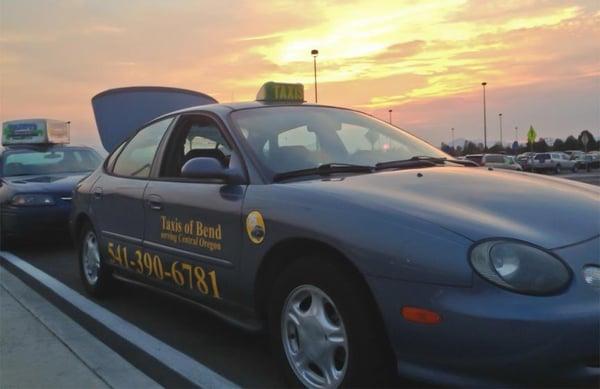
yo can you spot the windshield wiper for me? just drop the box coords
[273,163,374,182]
[375,156,445,170]
[375,156,478,170]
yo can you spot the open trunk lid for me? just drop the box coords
[92,86,217,152]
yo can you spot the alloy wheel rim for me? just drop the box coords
[281,285,348,388]
[82,231,100,285]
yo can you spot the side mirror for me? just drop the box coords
[181,157,244,184]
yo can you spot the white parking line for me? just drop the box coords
[0,251,240,389]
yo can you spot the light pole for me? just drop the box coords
[451,127,455,149]
[311,49,319,103]
[499,113,503,147]
[388,109,392,124]
[482,82,487,150]
[515,126,518,143]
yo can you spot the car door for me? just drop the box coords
[561,153,575,168]
[142,114,247,305]
[484,155,503,169]
[91,117,174,269]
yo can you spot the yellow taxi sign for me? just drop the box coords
[256,82,304,103]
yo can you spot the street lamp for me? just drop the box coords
[515,126,518,143]
[311,49,319,103]
[388,109,392,124]
[498,113,503,147]
[451,127,455,149]
[481,82,487,150]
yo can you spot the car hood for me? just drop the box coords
[2,173,88,194]
[292,167,600,249]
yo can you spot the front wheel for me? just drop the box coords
[269,256,388,388]
[78,222,114,297]
[572,164,578,173]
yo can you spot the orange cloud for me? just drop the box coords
[0,0,598,149]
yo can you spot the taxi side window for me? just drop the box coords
[112,118,172,178]
[160,115,232,178]
[106,142,126,171]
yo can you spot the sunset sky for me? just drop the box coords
[1,0,598,150]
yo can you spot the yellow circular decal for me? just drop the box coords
[246,211,266,244]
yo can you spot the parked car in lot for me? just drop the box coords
[587,151,600,168]
[464,154,522,171]
[565,150,586,163]
[0,119,102,243]
[71,83,600,388]
[528,152,578,173]
[516,152,535,170]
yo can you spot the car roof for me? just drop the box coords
[0,144,96,155]
[161,100,364,116]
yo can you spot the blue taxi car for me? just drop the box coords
[1,120,102,244]
[71,83,599,388]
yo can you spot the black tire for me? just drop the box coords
[572,164,578,173]
[268,256,390,388]
[78,221,114,298]
[554,164,561,174]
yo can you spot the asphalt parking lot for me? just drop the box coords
[1,171,598,388]
[2,240,285,388]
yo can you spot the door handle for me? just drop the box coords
[148,200,163,211]
[146,194,163,211]
[93,187,103,199]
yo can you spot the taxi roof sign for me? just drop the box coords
[2,119,70,146]
[256,82,304,103]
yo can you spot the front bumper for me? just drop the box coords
[1,202,71,238]
[369,237,600,386]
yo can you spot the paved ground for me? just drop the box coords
[0,267,158,389]
[561,171,600,186]
[2,240,285,388]
[1,286,109,389]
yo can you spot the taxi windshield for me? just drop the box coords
[231,106,447,175]
[1,148,102,177]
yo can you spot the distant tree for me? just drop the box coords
[517,144,529,154]
[488,142,505,153]
[553,138,564,151]
[563,135,579,150]
[578,130,598,151]
[533,138,549,152]
[455,145,463,155]
[441,142,451,153]
[463,141,480,155]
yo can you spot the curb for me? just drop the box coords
[0,266,160,389]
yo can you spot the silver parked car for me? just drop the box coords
[529,152,578,173]
[464,154,523,171]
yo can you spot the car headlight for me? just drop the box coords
[11,194,55,206]
[470,240,571,295]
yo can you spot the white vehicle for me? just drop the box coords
[565,150,587,164]
[464,154,523,171]
[529,152,578,173]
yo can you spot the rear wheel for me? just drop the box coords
[78,222,114,297]
[555,164,561,174]
[268,256,388,388]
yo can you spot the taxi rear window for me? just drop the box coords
[2,149,102,177]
